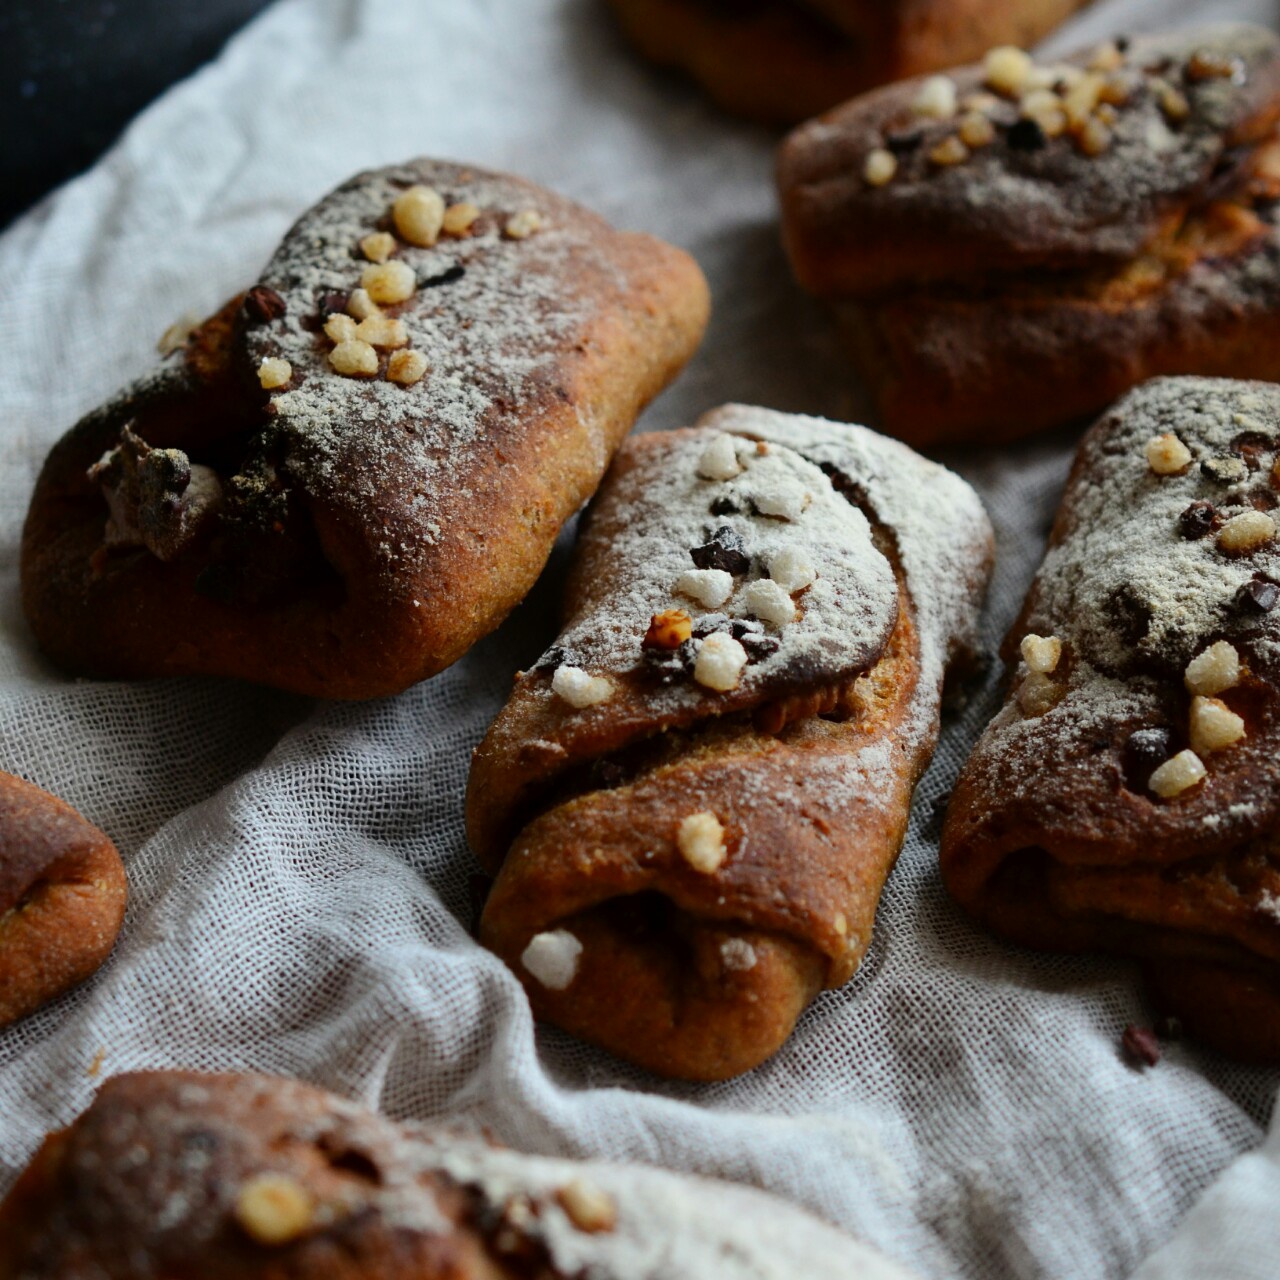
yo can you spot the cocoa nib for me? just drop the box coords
[1006,118,1047,151]
[1201,455,1248,484]
[1178,500,1216,539]
[1238,576,1280,613]
[533,646,567,674]
[243,285,287,325]
[1122,727,1173,791]
[731,617,780,661]
[691,527,750,575]
[421,265,466,289]
[1121,1024,1161,1068]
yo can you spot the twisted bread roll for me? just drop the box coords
[0,1069,919,1279]
[0,772,126,1028]
[22,159,708,699]
[779,26,1280,445]
[942,377,1280,1062]
[469,406,992,1079]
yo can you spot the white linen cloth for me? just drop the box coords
[0,0,1277,1275]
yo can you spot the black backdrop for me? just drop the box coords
[0,0,274,228]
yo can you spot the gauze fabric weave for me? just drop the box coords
[0,1,1278,1277]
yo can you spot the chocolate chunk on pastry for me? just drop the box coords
[0,772,126,1028]
[778,26,1280,446]
[0,1069,919,1279]
[605,0,1089,125]
[21,160,709,699]
[468,405,993,1080]
[941,376,1280,1063]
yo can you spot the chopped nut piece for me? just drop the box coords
[676,568,734,609]
[521,930,582,990]
[355,314,409,349]
[913,75,957,119]
[1020,633,1062,674]
[1158,83,1191,122]
[324,313,358,344]
[742,578,797,627]
[442,201,481,235]
[359,231,396,263]
[1062,72,1105,126]
[361,260,416,305]
[1185,641,1240,696]
[1217,510,1276,555]
[505,209,543,239]
[1145,433,1192,475]
[1017,672,1062,717]
[558,1179,617,1234]
[1148,749,1206,798]
[720,938,758,971]
[1087,41,1125,72]
[551,665,613,708]
[958,112,996,149]
[863,148,898,187]
[677,811,727,873]
[393,184,446,247]
[693,632,748,692]
[256,357,292,390]
[235,1173,313,1245]
[767,545,817,594]
[387,349,428,385]
[346,287,380,320]
[929,136,969,167]
[984,46,1033,97]
[1189,695,1246,755]
[697,433,743,481]
[1076,117,1112,157]
[329,339,378,377]
[644,608,694,650]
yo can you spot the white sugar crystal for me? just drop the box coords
[751,476,808,521]
[521,930,582,990]
[1189,696,1245,755]
[677,811,727,873]
[767,545,817,594]
[720,938,757,971]
[676,568,734,609]
[697,433,743,481]
[551,666,613,708]
[1020,633,1062,674]
[742,579,797,627]
[1184,641,1240,696]
[693,633,748,692]
[914,75,957,119]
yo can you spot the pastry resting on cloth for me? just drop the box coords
[942,376,1280,1063]
[21,160,708,699]
[0,772,126,1029]
[778,25,1280,447]
[0,1070,919,1280]
[467,405,993,1080]
[605,0,1089,125]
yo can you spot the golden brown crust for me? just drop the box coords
[777,25,1280,445]
[21,160,709,700]
[469,406,993,1079]
[0,772,127,1029]
[940,377,1280,1062]
[0,1069,912,1279]
[606,0,1089,126]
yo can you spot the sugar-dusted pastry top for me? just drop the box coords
[965,377,1280,839]
[469,405,993,861]
[0,1071,918,1280]
[779,24,1280,296]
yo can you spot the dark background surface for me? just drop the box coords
[0,0,275,229]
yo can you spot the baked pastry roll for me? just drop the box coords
[778,26,1280,446]
[606,0,1089,125]
[941,376,1280,1063]
[468,405,993,1080]
[0,772,126,1028]
[0,1069,918,1279]
[21,160,708,699]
